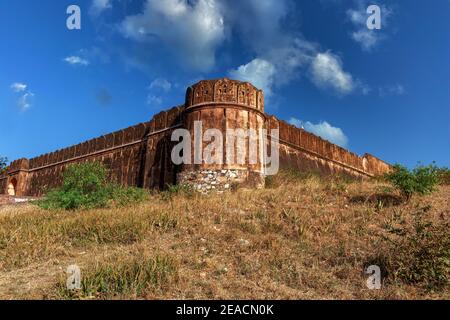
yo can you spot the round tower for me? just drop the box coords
[177,78,266,192]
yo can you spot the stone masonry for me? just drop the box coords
[0,78,391,197]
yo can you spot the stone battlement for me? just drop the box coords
[0,78,391,197]
[186,78,264,112]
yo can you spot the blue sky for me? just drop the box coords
[1,0,449,168]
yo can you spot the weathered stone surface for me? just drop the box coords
[177,169,262,193]
[1,78,391,196]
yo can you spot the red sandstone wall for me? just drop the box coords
[0,175,7,194]
[142,106,183,189]
[21,106,183,196]
[2,80,391,197]
[266,115,391,178]
[179,79,266,189]
[25,122,150,196]
[3,159,30,196]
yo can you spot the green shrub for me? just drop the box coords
[385,163,439,201]
[375,209,449,290]
[108,185,148,207]
[0,157,8,174]
[37,162,147,210]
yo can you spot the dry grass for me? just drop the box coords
[0,171,448,300]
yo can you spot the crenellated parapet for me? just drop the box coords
[179,78,267,191]
[2,77,392,197]
[186,78,264,112]
[8,158,29,173]
[2,158,30,196]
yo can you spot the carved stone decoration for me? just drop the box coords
[257,90,264,111]
[193,80,213,105]
[248,86,257,107]
[189,79,262,111]
[238,83,249,105]
[214,78,237,103]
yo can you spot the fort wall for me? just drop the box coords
[267,116,390,178]
[177,79,266,192]
[0,78,391,197]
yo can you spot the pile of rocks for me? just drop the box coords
[177,169,247,193]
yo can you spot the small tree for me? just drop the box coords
[38,162,147,210]
[0,157,8,175]
[385,163,439,201]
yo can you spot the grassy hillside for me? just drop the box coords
[0,171,448,299]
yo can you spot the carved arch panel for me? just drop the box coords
[214,79,237,103]
[193,81,214,105]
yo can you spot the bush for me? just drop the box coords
[385,163,439,201]
[0,157,8,174]
[37,162,147,210]
[108,185,148,207]
[374,209,449,290]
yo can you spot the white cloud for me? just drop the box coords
[121,0,226,71]
[289,117,349,148]
[90,0,112,16]
[228,39,316,98]
[149,78,172,92]
[347,1,393,51]
[10,82,27,92]
[347,6,366,25]
[146,78,173,107]
[225,0,355,97]
[225,0,317,97]
[64,56,89,66]
[64,48,110,68]
[229,41,355,98]
[351,29,380,51]
[146,94,163,107]
[378,84,405,97]
[120,0,357,97]
[17,92,35,111]
[310,52,354,94]
[10,82,34,111]
[228,58,276,96]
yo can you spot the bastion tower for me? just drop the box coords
[1,77,391,197]
[177,78,267,192]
